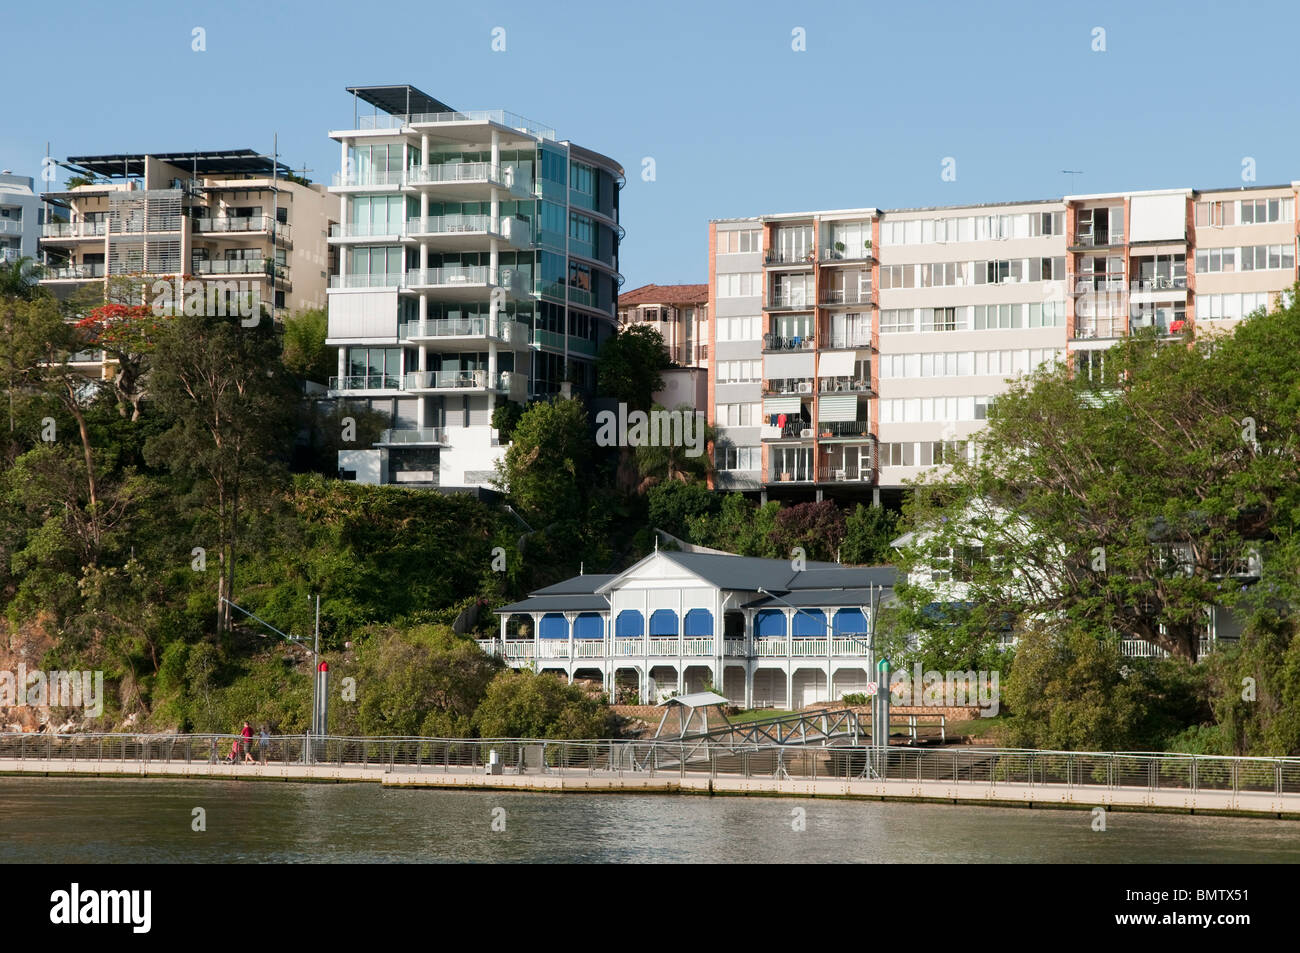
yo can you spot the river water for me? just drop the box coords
[2,777,1297,863]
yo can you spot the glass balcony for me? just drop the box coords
[42,221,107,239]
[328,374,402,391]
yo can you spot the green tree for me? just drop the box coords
[632,403,716,492]
[472,670,614,739]
[498,397,590,523]
[491,399,524,443]
[840,503,900,565]
[144,312,297,635]
[647,480,719,538]
[280,308,333,384]
[895,295,1300,662]
[597,324,667,411]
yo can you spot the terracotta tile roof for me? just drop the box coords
[619,283,709,307]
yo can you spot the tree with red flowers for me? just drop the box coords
[72,275,173,420]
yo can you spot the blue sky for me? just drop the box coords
[3,0,1297,288]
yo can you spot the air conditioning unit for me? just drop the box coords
[799,428,813,439]
[797,381,812,394]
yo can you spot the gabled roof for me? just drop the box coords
[619,283,709,307]
[531,574,617,596]
[495,594,609,614]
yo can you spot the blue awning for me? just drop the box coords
[792,609,827,637]
[615,610,644,638]
[573,613,604,640]
[538,613,568,640]
[684,608,713,637]
[833,608,867,635]
[650,609,679,637]
[756,609,786,637]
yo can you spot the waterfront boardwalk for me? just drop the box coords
[5,748,1300,818]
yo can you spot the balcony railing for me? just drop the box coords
[331,169,405,188]
[191,259,288,279]
[0,220,22,236]
[1073,276,1127,293]
[816,420,872,438]
[482,634,874,660]
[400,317,529,345]
[405,265,492,287]
[768,467,816,483]
[767,290,814,309]
[405,162,522,189]
[766,420,810,439]
[1130,275,1188,292]
[330,272,403,289]
[193,216,289,240]
[762,378,814,396]
[328,374,402,391]
[41,221,107,238]
[406,213,493,235]
[819,376,872,394]
[45,262,106,279]
[407,109,556,142]
[1072,231,1125,247]
[377,428,448,445]
[821,244,874,261]
[762,333,814,351]
[817,464,873,482]
[819,287,872,305]
[1072,317,1126,340]
[825,331,873,349]
[764,249,817,265]
[405,369,511,391]
[330,221,406,239]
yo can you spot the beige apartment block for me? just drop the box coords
[39,150,337,378]
[710,183,1299,503]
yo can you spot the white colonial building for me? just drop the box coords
[489,549,894,708]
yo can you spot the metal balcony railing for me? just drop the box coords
[820,287,872,305]
[45,262,106,279]
[765,248,817,265]
[762,378,814,396]
[762,333,814,350]
[1072,231,1125,247]
[332,169,405,188]
[193,216,289,240]
[767,290,814,309]
[817,464,873,483]
[41,221,108,239]
[816,420,872,437]
[821,244,874,261]
[819,376,872,394]
[328,374,402,391]
[377,428,448,445]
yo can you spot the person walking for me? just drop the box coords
[259,726,270,765]
[241,721,255,764]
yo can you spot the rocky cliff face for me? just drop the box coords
[0,614,108,733]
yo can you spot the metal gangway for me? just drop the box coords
[638,697,872,774]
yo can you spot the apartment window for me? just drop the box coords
[774,226,815,261]
[1199,291,1274,321]
[972,304,1024,330]
[1030,257,1066,281]
[1194,247,1236,274]
[717,229,761,254]
[920,261,967,287]
[569,162,594,194]
[1028,300,1067,327]
[717,402,762,427]
[879,309,916,333]
[880,264,916,289]
[717,315,760,341]
[1238,197,1294,224]
[826,221,872,257]
[716,359,761,383]
[1237,244,1294,271]
[1196,200,1234,227]
[717,272,761,297]
[717,445,761,470]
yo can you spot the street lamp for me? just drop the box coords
[219,594,324,746]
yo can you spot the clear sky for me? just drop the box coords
[3,0,1297,288]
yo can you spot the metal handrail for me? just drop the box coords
[2,733,1297,796]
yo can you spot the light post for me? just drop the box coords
[219,594,324,759]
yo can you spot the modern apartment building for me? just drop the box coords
[38,150,336,376]
[709,183,1300,505]
[617,283,710,368]
[326,85,624,491]
[0,172,40,264]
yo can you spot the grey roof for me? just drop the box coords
[741,588,885,610]
[347,84,454,117]
[786,567,897,589]
[660,691,730,708]
[649,551,839,591]
[495,594,608,615]
[531,574,617,596]
[66,150,291,178]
